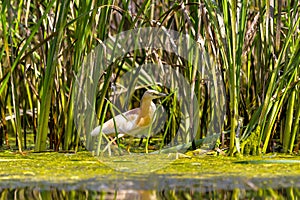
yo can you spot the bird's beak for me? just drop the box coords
[155,92,167,98]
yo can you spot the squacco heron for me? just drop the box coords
[90,90,166,138]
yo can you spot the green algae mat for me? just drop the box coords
[0,151,300,199]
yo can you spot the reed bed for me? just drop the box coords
[0,0,299,155]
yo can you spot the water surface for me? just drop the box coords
[0,151,299,199]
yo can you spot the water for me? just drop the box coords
[1,175,299,199]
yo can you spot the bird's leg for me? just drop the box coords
[109,136,118,145]
[100,132,127,156]
[108,132,125,145]
[100,133,114,156]
[145,136,157,153]
[139,135,153,146]
[126,136,133,154]
[138,137,144,146]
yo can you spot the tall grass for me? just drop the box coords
[0,0,299,155]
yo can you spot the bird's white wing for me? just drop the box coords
[117,108,139,134]
[90,108,140,136]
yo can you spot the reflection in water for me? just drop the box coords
[1,175,299,199]
[0,187,298,199]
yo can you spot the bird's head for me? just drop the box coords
[142,89,167,100]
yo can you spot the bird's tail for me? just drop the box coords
[90,125,125,138]
[90,126,101,136]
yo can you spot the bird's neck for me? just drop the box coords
[139,99,153,117]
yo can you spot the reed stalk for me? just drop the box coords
[0,0,299,155]
[36,0,70,151]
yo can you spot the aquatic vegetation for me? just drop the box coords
[1,151,300,198]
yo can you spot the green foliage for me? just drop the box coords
[0,0,299,155]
